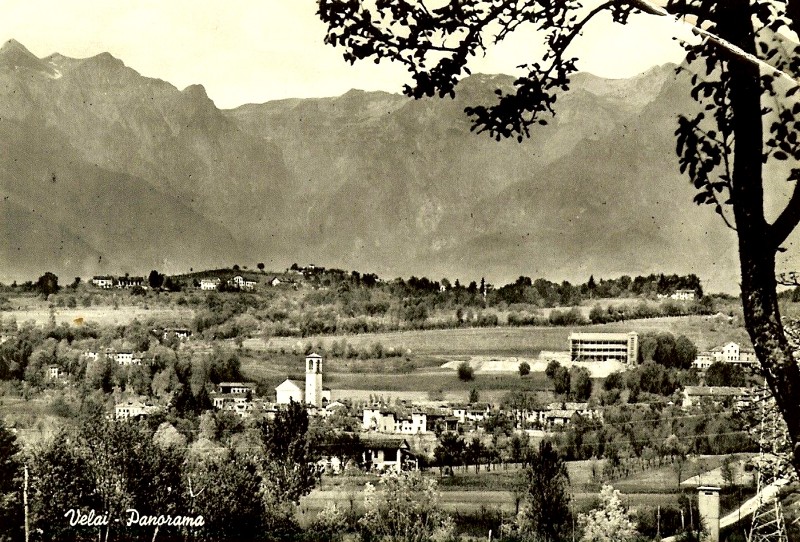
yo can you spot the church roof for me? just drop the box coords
[276,378,304,391]
[306,353,323,358]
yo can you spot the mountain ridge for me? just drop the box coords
[0,41,755,291]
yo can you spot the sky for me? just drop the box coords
[0,1,694,109]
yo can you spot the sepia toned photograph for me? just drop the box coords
[1,1,800,541]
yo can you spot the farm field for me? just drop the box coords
[324,371,551,393]
[2,304,194,327]
[248,314,751,357]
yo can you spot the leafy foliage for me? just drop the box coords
[513,441,571,542]
[0,421,21,542]
[578,484,638,542]
[258,401,320,505]
[359,471,456,542]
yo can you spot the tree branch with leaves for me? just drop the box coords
[318,0,800,475]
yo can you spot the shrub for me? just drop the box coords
[457,362,474,382]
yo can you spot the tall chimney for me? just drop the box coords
[697,486,721,542]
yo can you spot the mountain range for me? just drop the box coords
[0,38,771,292]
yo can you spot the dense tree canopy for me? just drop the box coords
[317,0,800,474]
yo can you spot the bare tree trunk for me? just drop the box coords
[722,2,800,475]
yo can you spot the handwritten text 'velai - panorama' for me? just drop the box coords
[64,508,204,528]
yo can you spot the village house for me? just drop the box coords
[543,409,578,427]
[425,410,460,433]
[508,402,602,429]
[682,386,752,409]
[268,276,283,287]
[217,382,256,395]
[114,351,139,366]
[115,400,157,419]
[360,435,418,472]
[48,366,64,379]
[83,350,100,361]
[162,328,192,341]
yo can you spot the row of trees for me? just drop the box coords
[553,402,753,466]
[494,274,702,307]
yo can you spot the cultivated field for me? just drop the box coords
[247,315,752,357]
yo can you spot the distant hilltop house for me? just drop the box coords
[568,332,638,364]
[692,341,757,369]
[657,289,697,301]
[48,365,65,379]
[91,275,145,289]
[117,276,144,289]
[199,278,221,290]
[275,354,331,408]
[91,276,114,289]
[672,289,697,300]
[229,275,257,291]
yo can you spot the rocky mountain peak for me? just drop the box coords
[0,38,58,77]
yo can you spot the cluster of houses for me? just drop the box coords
[691,341,757,370]
[92,272,296,293]
[200,275,256,291]
[360,401,604,435]
[198,273,299,291]
[49,350,150,377]
[103,337,760,472]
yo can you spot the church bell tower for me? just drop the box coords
[305,353,323,407]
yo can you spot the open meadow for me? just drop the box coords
[2,294,194,327]
[297,456,747,524]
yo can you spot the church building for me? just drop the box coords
[275,353,331,407]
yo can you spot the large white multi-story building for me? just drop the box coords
[568,332,638,364]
